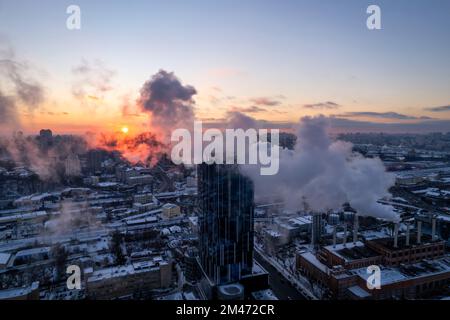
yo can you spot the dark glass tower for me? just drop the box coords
[197,163,254,285]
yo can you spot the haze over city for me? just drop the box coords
[0,0,450,305]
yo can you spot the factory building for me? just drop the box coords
[297,218,450,299]
[86,257,172,299]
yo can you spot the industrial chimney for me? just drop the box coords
[417,220,422,244]
[353,214,358,244]
[343,224,347,247]
[393,223,399,248]
[405,224,410,246]
[431,217,437,241]
[333,225,337,248]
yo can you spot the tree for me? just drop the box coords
[111,230,126,265]
[51,244,68,282]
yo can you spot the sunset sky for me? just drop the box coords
[0,0,449,134]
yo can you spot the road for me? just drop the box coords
[254,250,307,300]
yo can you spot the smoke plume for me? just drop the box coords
[71,59,115,103]
[44,199,100,235]
[0,90,18,125]
[225,111,259,130]
[2,132,88,182]
[137,70,197,136]
[0,46,45,128]
[0,59,45,108]
[243,115,399,221]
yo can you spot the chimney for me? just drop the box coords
[353,215,358,244]
[393,223,399,248]
[417,220,422,244]
[343,224,347,247]
[405,224,410,246]
[333,226,337,248]
[431,217,437,241]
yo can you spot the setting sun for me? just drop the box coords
[121,126,129,134]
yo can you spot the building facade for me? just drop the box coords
[197,163,254,286]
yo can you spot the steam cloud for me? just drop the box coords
[0,91,17,125]
[0,59,45,108]
[71,59,115,102]
[225,111,259,130]
[243,115,399,221]
[0,47,45,127]
[44,199,100,236]
[1,132,88,182]
[137,70,197,135]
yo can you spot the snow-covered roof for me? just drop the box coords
[299,251,328,274]
[0,252,11,265]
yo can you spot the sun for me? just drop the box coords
[121,126,129,134]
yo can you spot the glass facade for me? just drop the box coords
[197,163,254,285]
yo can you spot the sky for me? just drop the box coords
[0,0,449,134]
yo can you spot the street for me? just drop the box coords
[254,250,307,300]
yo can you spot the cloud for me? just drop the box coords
[336,111,433,120]
[209,116,450,134]
[303,101,341,109]
[424,105,450,112]
[71,59,115,101]
[250,97,282,106]
[230,105,267,113]
[328,117,450,133]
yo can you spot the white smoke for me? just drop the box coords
[44,199,99,235]
[243,115,399,221]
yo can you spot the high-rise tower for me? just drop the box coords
[197,163,254,285]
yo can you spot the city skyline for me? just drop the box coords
[1,0,450,303]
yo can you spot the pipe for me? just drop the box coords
[353,215,358,244]
[343,224,347,247]
[393,223,399,248]
[406,224,410,246]
[333,226,337,248]
[417,220,422,244]
[431,217,436,241]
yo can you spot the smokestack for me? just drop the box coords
[343,224,347,247]
[353,215,358,244]
[417,220,422,244]
[393,223,399,248]
[431,217,436,241]
[333,226,337,248]
[406,224,410,246]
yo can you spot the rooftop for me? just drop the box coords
[353,256,450,285]
[325,242,381,262]
[368,234,443,251]
[0,252,11,265]
[0,282,39,299]
[87,257,168,283]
